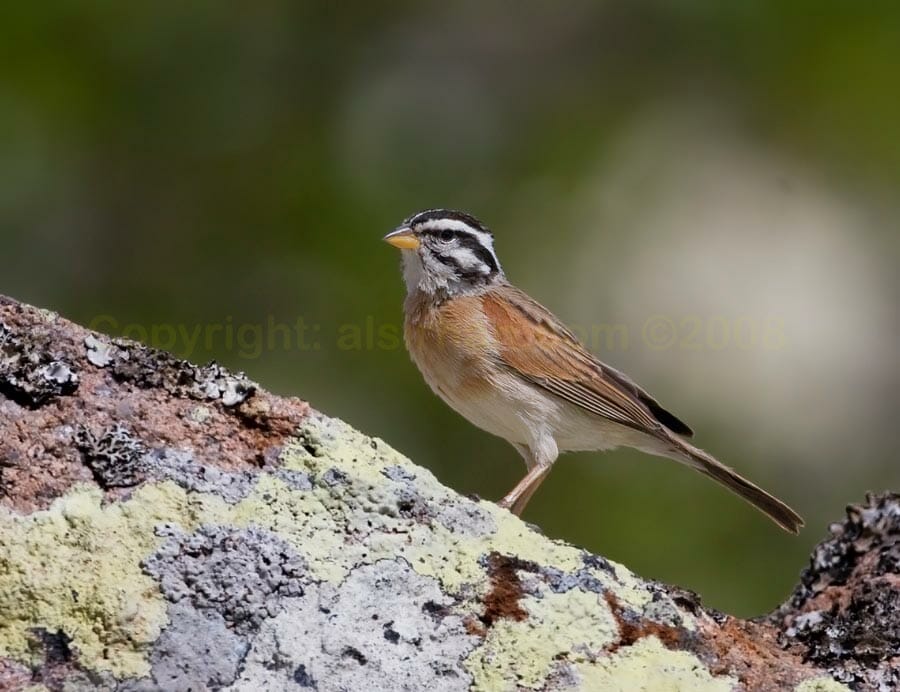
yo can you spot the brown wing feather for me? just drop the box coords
[601,363,694,436]
[481,284,693,437]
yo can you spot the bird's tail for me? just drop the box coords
[664,434,804,534]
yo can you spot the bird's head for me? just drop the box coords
[384,209,503,297]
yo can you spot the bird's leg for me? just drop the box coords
[497,442,555,516]
[499,465,552,515]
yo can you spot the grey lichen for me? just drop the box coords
[75,434,277,501]
[775,493,900,690]
[82,333,255,406]
[75,424,148,488]
[320,467,348,487]
[148,448,259,503]
[143,604,249,692]
[379,457,496,533]
[273,468,314,491]
[229,559,479,692]
[0,320,79,407]
[143,525,308,634]
[84,334,115,368]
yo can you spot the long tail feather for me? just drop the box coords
[666,436,804,534]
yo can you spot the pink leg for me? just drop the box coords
[497,463,553,516]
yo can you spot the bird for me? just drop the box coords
[383,209,803,533]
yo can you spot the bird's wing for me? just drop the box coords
[481,283,693,437]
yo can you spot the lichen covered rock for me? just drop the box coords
[0,294,891,691]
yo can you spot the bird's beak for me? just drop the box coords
[383,227,419,250]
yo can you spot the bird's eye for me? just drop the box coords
[439,230,454,243]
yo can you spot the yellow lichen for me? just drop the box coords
[229,474,350,582]
[574,636,736,691]
[0,483,193,677]
[466,588,619,690]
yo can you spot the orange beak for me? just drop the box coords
[383,227,420,250]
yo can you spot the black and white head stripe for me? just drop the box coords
[406,209,501,283]
[404,209,492,235]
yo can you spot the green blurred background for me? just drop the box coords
[2,2,898,616]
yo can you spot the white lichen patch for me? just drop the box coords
[573,636,737,691]
[227,559,478,691]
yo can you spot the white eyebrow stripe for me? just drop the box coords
[417,218,483,235]
[416,219,496,252]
